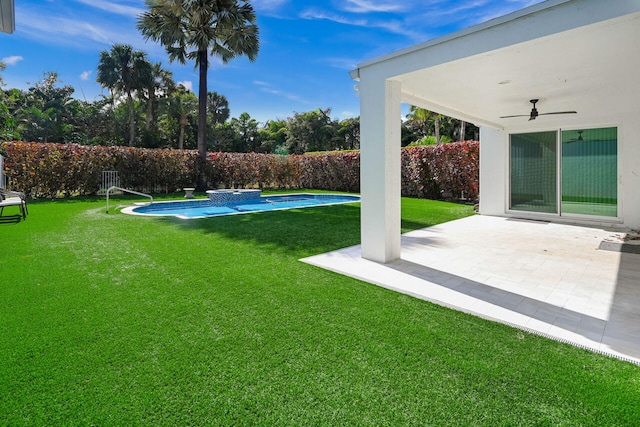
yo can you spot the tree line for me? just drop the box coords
[0,65,361,154]
[0,62,476,154]
[0,0,477,156]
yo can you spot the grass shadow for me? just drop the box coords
[147,196,474,259]
[155,203,363,258]
[0,214,24,224]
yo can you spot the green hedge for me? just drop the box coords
[0,142,199,197]
[402,141,479,200]
[1,141,478,200]
[297,152,360,192]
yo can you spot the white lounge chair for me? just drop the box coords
[0,189,27,220]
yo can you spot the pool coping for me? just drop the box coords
[120,193,361,219]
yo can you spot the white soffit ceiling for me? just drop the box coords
[396,11,640,129]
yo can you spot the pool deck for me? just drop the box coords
[302,215,640,365]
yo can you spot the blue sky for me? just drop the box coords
[1,0,543,124]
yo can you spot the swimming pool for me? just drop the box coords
[121,193,360,219]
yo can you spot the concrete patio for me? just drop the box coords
[302,215,640,365]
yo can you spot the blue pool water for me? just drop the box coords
[122,193,360,219]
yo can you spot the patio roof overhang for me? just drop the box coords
[351,0,640,131]
[0,0,15,34]
[352,0,640,264]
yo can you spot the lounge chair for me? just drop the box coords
[0,189,28,220]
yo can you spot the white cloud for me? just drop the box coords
[1,56,24,66]
[323,57,358,71]
[14,3,164,56]
[300,9,367,26]
[252,0,289,12]
[254,80,307,104]
[300,9,425,40]
[177,81,193,91]
[299,0,540,43]
[341,0,405,13]
[403,0,545,31]
[80,70,92,81]
[380,20,428,39]
[74,0,145,17]
[17,12,130,48]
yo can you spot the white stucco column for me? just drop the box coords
[621,114,640,229]
[359,77,402,263]
[479,126,507,216]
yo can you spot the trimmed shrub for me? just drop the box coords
[402,141,479,201]
[1,140,478,200]
[0,142,199,197]
[206,152,300,189]
[297,152,360,192]
[427,140,479,200]
[0,142,113,197]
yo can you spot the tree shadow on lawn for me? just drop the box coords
[155,204,363,258]
[152,201,467,258]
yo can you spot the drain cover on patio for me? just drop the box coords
[598,241,640,254]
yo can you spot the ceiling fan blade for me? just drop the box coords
[500,98,577,119]
[539,111,577,116]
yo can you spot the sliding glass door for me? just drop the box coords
[509,127,618,218]
[561,128,617,217]
[510,131,558,213]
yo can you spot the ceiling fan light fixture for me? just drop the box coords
[500,98,577,120]
[528,99,539,120]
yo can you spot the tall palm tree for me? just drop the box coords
[407,106,442,144]
[137,0,259,188]
[143,62,176,132]
[168,85,198,150]
[97,44,152,146]
[207,91,230,125]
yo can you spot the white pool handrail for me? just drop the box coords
[106,186,153,213]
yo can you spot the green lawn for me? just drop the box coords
[1,194,638,426]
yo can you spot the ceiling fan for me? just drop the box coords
[500,99,577,121]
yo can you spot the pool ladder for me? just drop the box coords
[106,186,153,213]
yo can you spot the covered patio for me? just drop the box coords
[303,216,640,364]
[350,0,640,263]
